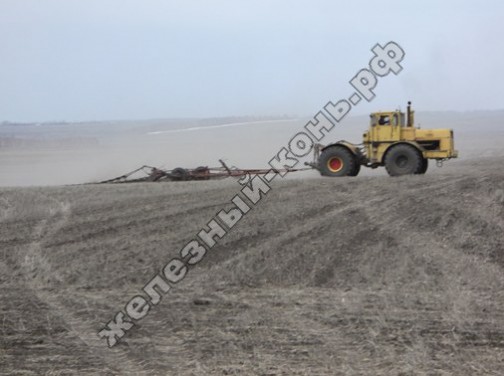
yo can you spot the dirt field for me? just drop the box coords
[1,153,504,375]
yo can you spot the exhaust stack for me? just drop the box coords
[407,101,414,127]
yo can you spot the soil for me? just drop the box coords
[1,156,504,375]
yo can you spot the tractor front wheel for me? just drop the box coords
[384,144,423,177]
[319,146,358,177]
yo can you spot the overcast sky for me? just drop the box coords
[1,0,503,122]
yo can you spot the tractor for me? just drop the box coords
[311,102,458,176]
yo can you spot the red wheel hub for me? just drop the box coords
[328,157,343,172]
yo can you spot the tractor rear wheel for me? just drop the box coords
[319,146,358,177]
[349,163,361,177]
[384,144,423,176]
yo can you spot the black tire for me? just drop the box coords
[416,158,428,174]
[318,146,357,177]
[349,163,361,177]
[384,144,423,177]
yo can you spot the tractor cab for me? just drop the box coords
[365,103,416,145]
[370,107,413,127]
[369,101,415,130]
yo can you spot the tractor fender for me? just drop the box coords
[381,141,424,164]
[321,141,362,157]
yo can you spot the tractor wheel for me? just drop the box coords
[416,158,429,174]
[384,144,423,176]
[319,146,358,177]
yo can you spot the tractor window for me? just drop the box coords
[378,115,390,125]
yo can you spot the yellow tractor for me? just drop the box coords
[313,102,458,176]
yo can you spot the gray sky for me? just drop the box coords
[1,0,503,122]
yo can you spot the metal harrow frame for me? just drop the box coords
[96,159,311,184]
